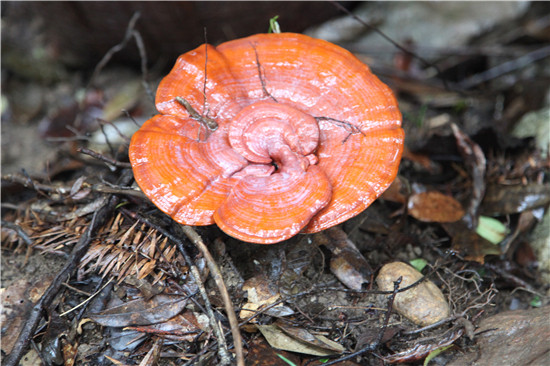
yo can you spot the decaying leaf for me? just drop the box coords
[101,79,143,122]
[1,277,53,354]
[126,312,209,342]
[482,183,550,216]
[246,336,301,366]
[257,323,344,356]
[89,294,188,327]
[444,221,501,264]
[240,275,293,320]
[451,123,486,229]
[476,216,510,244]
[408,191,465,223]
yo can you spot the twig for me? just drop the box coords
[313,277,403,366]
[202,27,211,119]
[2,173,71,195]
[315,116,364,144]
[176,97,218,131]
[1,220,33,246]
[451,123,486,229]
[458,44,550,89]
[59,277,114,317]
[180,226,245,366]
[91,184,146,199]
[251,44,278,102]
[330,1,455,93]
[122,211,243,366]
[3,169,133,366]
[131,25,154,103]
[77,147,132,168]
[2,172,144,199]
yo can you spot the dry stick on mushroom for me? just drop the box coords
[252,44,361,145]
[202,27,212,119]
[3,169,134,366]
[175,97,218,132]
[314,116,364,144]
[252,43,278,102]
[123,210,244,366]
[175,34,219,141]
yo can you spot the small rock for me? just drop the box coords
[376,262,450,326]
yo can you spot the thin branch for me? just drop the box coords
[330,1,455,93]
[251,44,277,102]
[315,277,402,366]
[88,12,140,91]
[314,116,364,143]
[176,97,218,131]
[180,226,245,366]
[122,211,244,366]
[77,147,132,169]
[1,220,33,246]
[131,27,154,103]
[202,27,211,119]
[458,44,550,89]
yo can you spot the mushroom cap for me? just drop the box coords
[129,32,404,244]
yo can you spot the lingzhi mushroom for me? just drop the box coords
[129,33,404,244]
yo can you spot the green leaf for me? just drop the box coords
[269,15,281,33]
[476,216,509,244]
[115,201,130,209]
[424,345,453,365]
[276,354,297,366]
[410,258,428,272]
[530,295,542,308]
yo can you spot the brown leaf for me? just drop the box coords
[246,336,301,366]
[128,311,209,342]
[381,175,408,204]
[444,221,501,264]
[452,123,486,228]
[482,183,550,216]
[276,321,345,353]
[1,278,51,354]
[239,275,282,320]
[257,323,344,356]
[408,191,465,223]
[89,294,188,327]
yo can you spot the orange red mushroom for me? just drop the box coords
[129,33,404,244]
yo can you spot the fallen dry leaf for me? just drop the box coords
[444,221,501,264]
[240,275,292,320]
[88,294,188,327]
[408,191,465,223]
[257,323,344,356]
